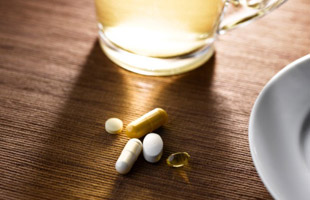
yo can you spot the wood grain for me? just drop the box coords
[0,0,309,199]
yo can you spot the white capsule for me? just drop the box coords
[105,118,123,134]
[115,139,142,174]
[143,133,163,163]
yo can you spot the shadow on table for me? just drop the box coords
[28,40,135,199]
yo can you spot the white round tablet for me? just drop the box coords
[143,133,163,163]
[105,118,123,134]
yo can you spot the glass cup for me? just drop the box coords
[95,0,286,76]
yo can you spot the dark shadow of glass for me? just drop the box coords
[28,41,134,199]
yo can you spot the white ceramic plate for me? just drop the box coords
[249,55,310,200]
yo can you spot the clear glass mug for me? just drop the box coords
[95,0,286,76]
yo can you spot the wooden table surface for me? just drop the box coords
[0,0,309,199]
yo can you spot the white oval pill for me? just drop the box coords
[143,133,163,163]
[105,118,123,134]
[115,139,142,174]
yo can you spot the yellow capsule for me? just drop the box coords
[125,108,168,138]
[166,152,190,167]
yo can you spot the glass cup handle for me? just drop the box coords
[219,0,287,34]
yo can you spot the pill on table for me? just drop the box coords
[126,108,168,138]
[115,138,142,174]
[105,118,123,134]
[166,152,190,168]
[143,133,163,163]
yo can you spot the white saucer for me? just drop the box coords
[249,55,310,200]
